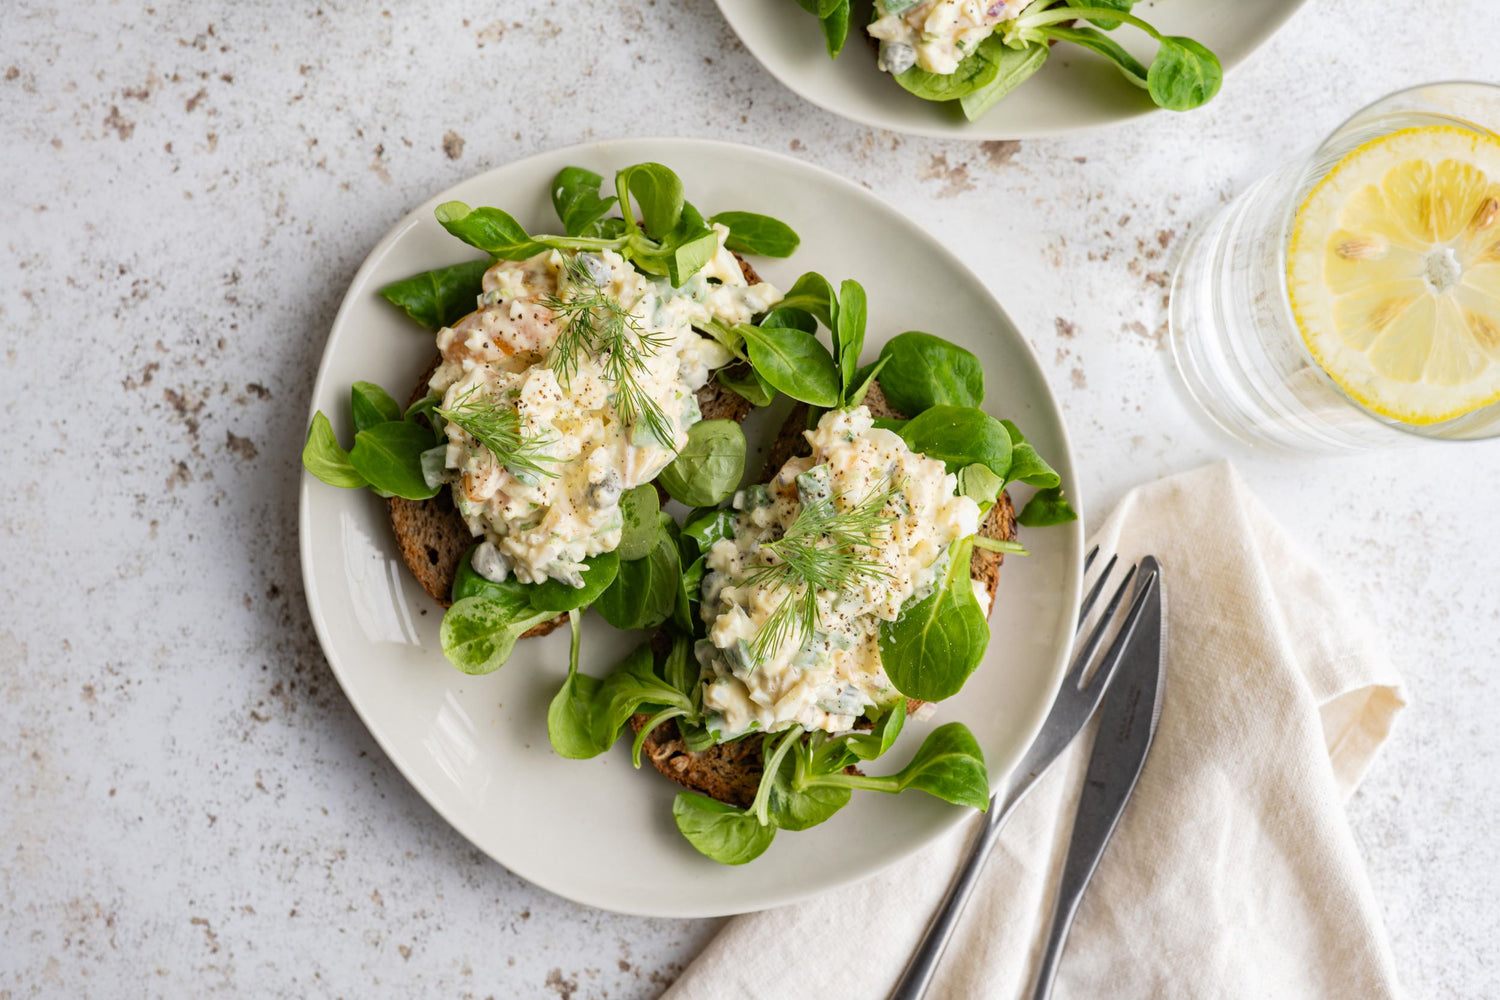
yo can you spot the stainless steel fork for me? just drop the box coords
[887,547,1159,1000]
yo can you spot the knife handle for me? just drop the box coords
[1026,833,1104,1000]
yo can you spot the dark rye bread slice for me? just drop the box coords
[632,382,1018,808]
[386,252,764,624]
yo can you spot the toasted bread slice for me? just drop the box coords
[632,382,1017,808]
[387,253,764,628]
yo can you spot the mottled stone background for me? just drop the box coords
[2,1,1497,997]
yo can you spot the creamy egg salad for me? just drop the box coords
[696,407,981,738]
[430,229,781,587]
[869,0,1021,76]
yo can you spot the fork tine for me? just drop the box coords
[1080,564,1159,697]
[1083,545,1099,572]
[1075,553,1118,633]
[1065,562,1135,687]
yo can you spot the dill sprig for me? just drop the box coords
[744,478,900,665]
[437,387,557,481]
[545,255,677,448]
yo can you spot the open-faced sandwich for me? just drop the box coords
[543,276,1077,864]
[302,171,1075,864]
[301,161,798,672]
[797,0,1222,120]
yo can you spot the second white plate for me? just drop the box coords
[715,0,1307,138]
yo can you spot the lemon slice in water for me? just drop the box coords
[1288,125,1500,425]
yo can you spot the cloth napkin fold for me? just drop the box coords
[663,462,1405,1000]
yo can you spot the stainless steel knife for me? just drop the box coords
[1028,554,1167,1000]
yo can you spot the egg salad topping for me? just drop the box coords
[868,0,1019,76]
[697,407,981,738]
[430,229,780,586]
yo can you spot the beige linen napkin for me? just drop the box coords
[663,462,1405,1000]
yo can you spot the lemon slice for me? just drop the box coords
[1288,126,1500,424]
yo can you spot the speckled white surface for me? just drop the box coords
[2,1,1497,997]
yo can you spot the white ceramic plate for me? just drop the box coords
[299,138,1083,917]
[715,0,1307,139]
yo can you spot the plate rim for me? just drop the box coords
[711,0,1311,140]
[298,135,1084,917]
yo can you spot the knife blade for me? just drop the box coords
[1028,555,1166,1000]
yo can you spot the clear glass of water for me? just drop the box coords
[1169,81,1500,451]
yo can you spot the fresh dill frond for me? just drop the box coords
[545,254,677,448]
[747,583,821,672]
[744,477,900,665]
[437,387,558,481]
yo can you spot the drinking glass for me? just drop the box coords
[1169,81,1500,450]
